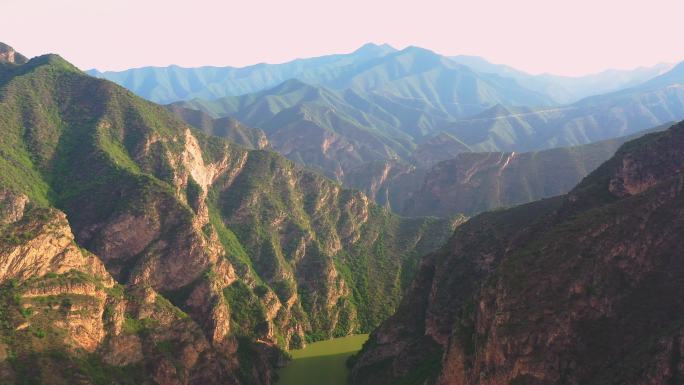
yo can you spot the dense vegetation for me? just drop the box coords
[0,47,456,385]
[5,40,683,385]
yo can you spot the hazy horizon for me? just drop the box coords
[4,0,684,76]
[85,43,678,79]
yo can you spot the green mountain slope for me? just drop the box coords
[0,46,455,385]
[440,63,684,153]
[324,46,553,113]
[350,121,684,385]
[89,44,554,111]
[173,79,444,179]
[167,104,269,150]
[170,59,684,183]
[170,64,553,180]
[87,43,398,103]
[341,159,425,213]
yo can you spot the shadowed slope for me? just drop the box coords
[351,121,684,385]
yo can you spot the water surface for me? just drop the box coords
[277,334,369,385]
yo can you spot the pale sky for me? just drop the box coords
[3,0,683,76]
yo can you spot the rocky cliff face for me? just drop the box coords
[0,201,109,285]
[208,149,458,342]
[342,159,426,213]
[0,191,263,385]
[0,45,454,384]
[344,130,659,217]
[402,134,634,217]
[350,121,684,385]
[0,43,28,65]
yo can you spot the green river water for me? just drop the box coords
[277,334,369,385]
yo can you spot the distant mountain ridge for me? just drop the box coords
[170,58,684,182]
[450,54,673,104]
[439,64,684,154]
[89,44,555,108]
[342,124,669,217]
[87,43,399,103]
[89,43,674,108]
[90,43,684,221]
[171,74,545,179]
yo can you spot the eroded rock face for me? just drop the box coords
[351,122,684,385]
[0,199,110,285]
[344,131,648,218]
[0,190,28,225]
[0,50,454,385]
[0,43,28,65]
[0,193,250,385]
[403,134,640,217]
[607,130,684,197]
[57,124,247,351]
[212,149,456,342]
[102,334,144,365]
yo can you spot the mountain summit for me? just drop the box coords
[352,42,397,57]
[0,42,28,64]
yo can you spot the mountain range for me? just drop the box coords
[4,39,684,385]
[0,44,457,385]
[440,64,684,153]
[450,54,673,104]
[88,44,553,108]
[89,43,672,106]
[91,44,684,198]
[166,60,684,190]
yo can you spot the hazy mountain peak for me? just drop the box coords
[0,42,28,64]
[668,60,684,77]
[639,60,684,88]
[398,45,438,57]
[377,45,456,71]
[353,42,396,56]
